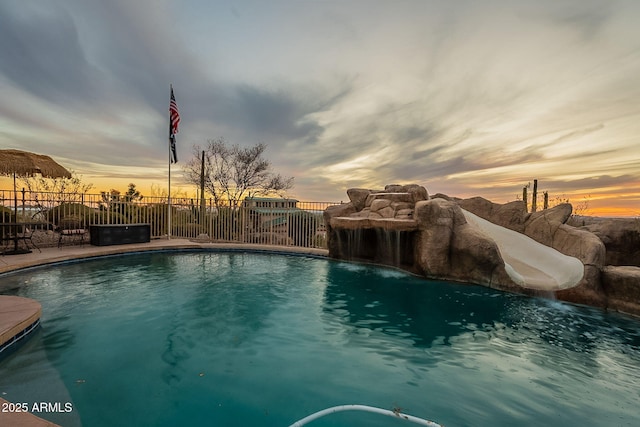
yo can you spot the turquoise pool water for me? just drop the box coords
[1,251,639,426]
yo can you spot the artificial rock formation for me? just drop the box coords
[413,198,518,292]
[325,184,425,267]
[325,184,640,316]
[325,185,537,295]
[568,216,640,267]
[601,266,640,314]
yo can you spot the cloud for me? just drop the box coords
[0,3,102,106]
[542,0,613,40]
[0,0,638,215]
[221,83,338,145]
[542,174,639,193]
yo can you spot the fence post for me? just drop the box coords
[544,191,549,210]
[200,150,206,226]
[21,187,26,218]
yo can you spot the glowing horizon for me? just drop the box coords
[1,171,637,218]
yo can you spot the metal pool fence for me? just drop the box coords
[0,189,340,249]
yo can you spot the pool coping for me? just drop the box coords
[0,239,328,426]
[0,398,62,427]
[0,296,41,354]
[0,238,329,276]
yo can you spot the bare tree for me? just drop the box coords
[20,173,94,197]
[183,138,294,207]
[19,173,94,217]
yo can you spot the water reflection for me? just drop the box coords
[157,253,295,385]
[322,262,506,347]
[321,261,640,377]
[1,253,639,427]
[0,329,82,427]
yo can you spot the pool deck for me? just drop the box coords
[0,239,328,426]
[0,398,61,427]
[0,295,41,349]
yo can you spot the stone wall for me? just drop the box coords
[568,216,640,266]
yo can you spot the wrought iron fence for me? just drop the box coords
[0,189,339,249]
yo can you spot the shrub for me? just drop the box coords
[46,203,97,227]
[173,223,205,238]
[0,206,15,223]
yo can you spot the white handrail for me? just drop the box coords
[288,404,443,427]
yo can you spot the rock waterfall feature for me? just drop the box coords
[324,184,640,316]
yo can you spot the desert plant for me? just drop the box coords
[139,204,170,236]
[19,173,93,219]
[47,203,97,227]
[173,223,205,238]
[548,193,590,216]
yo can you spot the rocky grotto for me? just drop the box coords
[324,184,640,317]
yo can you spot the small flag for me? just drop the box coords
[169,86,180,163]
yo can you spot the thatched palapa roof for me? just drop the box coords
[0,149,72,179]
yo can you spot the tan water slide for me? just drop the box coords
[462,210,584,291]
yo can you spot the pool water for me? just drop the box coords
[1,252,639,426]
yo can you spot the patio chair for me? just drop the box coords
[1,223,41,253]
[57,217,88,247]
[1,224,11,253]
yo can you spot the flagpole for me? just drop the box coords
[168,84,180,240]
[168,84,172,240]
[168,149,172,239]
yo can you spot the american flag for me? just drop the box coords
[169,86,180,163]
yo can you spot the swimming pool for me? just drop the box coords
[1,251,639,426]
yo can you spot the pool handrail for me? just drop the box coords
[287,404,442,427]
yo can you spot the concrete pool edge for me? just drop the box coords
[0,239,329,276]
[0,296,41,353]
[0,296,51,427]
[0,398,62,427]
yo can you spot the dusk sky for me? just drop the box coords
[1,0,639,216]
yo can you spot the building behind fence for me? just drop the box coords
[0,189,339,249]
